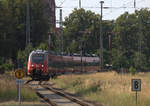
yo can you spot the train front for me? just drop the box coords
[27,50,49,80]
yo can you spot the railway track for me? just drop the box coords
[26,81,94,106]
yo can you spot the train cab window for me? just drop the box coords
[31,53,44,64]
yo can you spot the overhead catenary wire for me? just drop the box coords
[58,0,67,7]
[58,0,150,10]
[55,0,150,21]
[102,0,150,19]
[56,0,150,9]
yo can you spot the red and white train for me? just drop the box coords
[27,50,99,81]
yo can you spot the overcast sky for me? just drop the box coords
[55,0,150,25]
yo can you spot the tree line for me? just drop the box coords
[63,8,150,71]
[0,0,49,57]
[1,0,150,72]
[0,0,50,68]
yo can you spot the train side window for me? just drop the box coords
[48,56,53,67]
[48,57,50,66]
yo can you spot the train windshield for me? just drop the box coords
[31,53,44,64]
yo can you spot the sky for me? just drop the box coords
[55,0,150,25]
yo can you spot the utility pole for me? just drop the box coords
[134,0,142,71]
[26,0,30,46]
[60,9,63,55]
[79,0,81,8]
[108,34,112,50]
[79,30,91,72]
[25,0,30,76]
[48,0,52,51]
[134,0,136,8]
[79,0,83,72]
[79,31,84,72]
[100,1,104,71]
[80,37,83,72]
[48,32,51,51]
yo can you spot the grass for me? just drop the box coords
[50,71,150,106]
[0,101,48,106]
[0,73,39,102]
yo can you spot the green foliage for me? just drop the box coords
[36,42,48,50]
[0,0,51,61]
[17,43,34,70]
[112,12,138,69]
[0,57,5,65]
[17,50,25,61]
[63,8,113,66]
[112,9,150,71]
[62,8,150,71]
[29,0,50,47]
[64,8,99,53]
[133,52,149,71]
[1,0,150,72]
[112,49,130,70]
[129,66,137,75]
[0,63,14,72]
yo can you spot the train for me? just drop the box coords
[27,50,99,81]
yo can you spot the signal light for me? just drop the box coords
[31,64,34,67]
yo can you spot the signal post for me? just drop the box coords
[15,69,25,105]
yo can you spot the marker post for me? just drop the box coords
[136,90,137,106]
[15,69,25,105]
[18,81,21,105]
[131,79,141,106]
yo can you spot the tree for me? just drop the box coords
[112,9,150,71]
[63,8,99,54]
[63,8,113,65]
[112,12,138,70]
[30,0,50,47]
[0,0,51,62]
[17,43,34,70]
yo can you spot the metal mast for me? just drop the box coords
[48,0,51,51]
[134,0,136,8]
[60,9,63,55]
[100,1,104,71]
[26,1,30,46]
[78,1,83,72]
[134,0,142,71]
[79,0,81,8]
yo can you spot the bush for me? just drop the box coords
[0,63,14,72]
[129,66,137,75]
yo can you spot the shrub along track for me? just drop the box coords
[26,80,94,106]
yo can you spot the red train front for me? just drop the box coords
[27,50,100,81]
[27,50,49,80]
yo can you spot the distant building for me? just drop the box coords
[42,0,56,31]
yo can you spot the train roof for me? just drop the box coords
[29,50,56,55]
[30,50,48,55]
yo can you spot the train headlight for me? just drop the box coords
[41,64,44,67]
[31,64,34,67]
